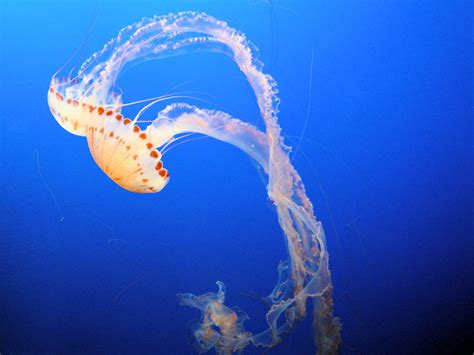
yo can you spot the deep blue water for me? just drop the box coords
[0,1,472,354]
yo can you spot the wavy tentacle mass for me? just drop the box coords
[48,12,341,354]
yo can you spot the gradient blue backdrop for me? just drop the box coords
[0,0,472,353]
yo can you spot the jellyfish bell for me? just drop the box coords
[48,77,169,193]
[47,76,122,137]
[47,81,90,136]
[85,109,169,193]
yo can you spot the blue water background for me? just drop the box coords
[0,1,472,353]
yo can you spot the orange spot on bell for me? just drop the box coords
[159,169,167,177]
[139,133,147,140]
[133,126,140,133]
[155,161,163,171]
[146,143,153,149]
[106,110,113,116]
[124,119,131,125]
[150,151,158,158]
[98,107,105,115]
[115,114,123,121]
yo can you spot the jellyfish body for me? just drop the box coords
[48,12,341,354]
[86,109,168,193]
[47,83,100,136]
[48,82,169,193]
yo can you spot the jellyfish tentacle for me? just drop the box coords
[149,103,340,351]
[147,103,269,172]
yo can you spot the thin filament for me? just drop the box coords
[34,149,64,222]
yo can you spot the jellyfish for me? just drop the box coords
[47,12,341,354]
